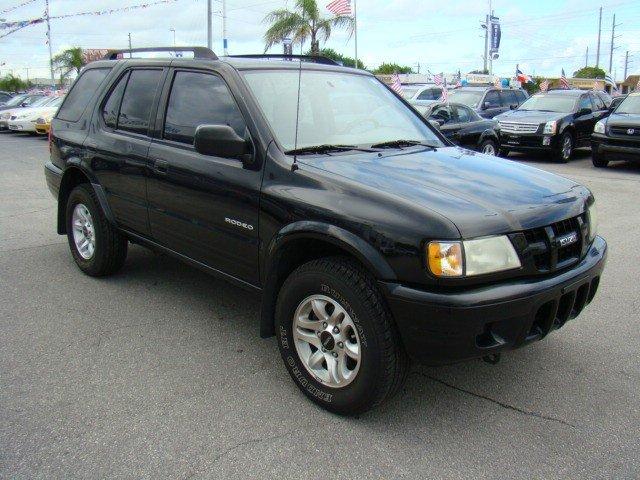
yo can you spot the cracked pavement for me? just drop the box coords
[1,132,639,479]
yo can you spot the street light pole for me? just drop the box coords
[45,0,54,87]
[170,28,176,47]
[207,0,212,50]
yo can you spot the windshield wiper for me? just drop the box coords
[285,144,375,155]
[370,139,437,150]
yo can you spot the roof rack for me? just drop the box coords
[227,54,339,66]
[102,47,218,60]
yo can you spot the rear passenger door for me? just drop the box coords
[88,68,165,236]
[146,69,262,285]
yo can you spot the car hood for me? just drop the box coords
[607,112,640,127]
[8,106,57,120]
[303,146,589,238]
[496,109,567,124]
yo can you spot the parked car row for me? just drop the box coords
[410,89,639,168]
[0,95,64,134]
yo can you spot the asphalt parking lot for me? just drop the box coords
[1,132,639,479]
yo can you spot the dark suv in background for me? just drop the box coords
[496,89,611,162]
[448,86,529,119]
[44,47,606,415]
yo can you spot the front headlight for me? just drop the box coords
[543,121,557,135]
[587,204,598,242]
[427,236,521,277]
[594,120,606,134]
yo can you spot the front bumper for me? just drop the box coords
[380,236,607,365]
[592,133,640,162]
[499,131,561,152]
[8,119,37,132]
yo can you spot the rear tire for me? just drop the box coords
[65,184,127,276]
[275,257,409,415]
[498,148,510,158]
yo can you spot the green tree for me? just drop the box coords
[52,47,85,80]
[263,0,354,55]
[468,69,489,74]
[304,47,365,69]
[0,73,30,92]
[573,66,606,79]
[374,63,413,75]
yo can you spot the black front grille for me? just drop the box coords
[512,214,588,275]
[610,126,640,137]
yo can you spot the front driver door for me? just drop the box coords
[146,69,262,285]
[574,94,596,144]
[429,105,459,142]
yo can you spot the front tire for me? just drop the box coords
[554,131,573,163]
[592,149,609,168]
[479,138,498,156]
[275,257,409,415]
[65,184,128,276]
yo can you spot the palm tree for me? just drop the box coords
[263,0,354,55]
[52,47,85,80]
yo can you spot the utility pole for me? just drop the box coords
[45,0,54,87]
[354,0,358,69]
[623,50,629,80]
[207,0,212,50]
[585,46,589,67]
[609,13,621,74]
[222,0,228,55]
[596,6,602,67]
[482,0,493,74]
[25,67,29,82]
[128,33,132,57]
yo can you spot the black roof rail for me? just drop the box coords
[227,54,340,66]
[102,47,218,60]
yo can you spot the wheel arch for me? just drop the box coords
[57,164,115,234]
[259,222,397,338]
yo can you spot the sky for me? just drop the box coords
[1,0,639,82]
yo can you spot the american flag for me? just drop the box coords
[390,73,403,94]
[493,76,502,89]
[539,79,549,92]
[433,73,444,86]
[559,69,570,89]
[636,77,640,90]
[326,0,351,16]
[440,86,448,103]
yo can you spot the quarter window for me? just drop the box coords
[57,68,110,122]
[101,72,129,129]
[117,69,162,135]
[163,71,246,145]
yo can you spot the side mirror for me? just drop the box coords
[428,119,441,130]
[194,124,248,159]
[509,104,517,110]
[20,102,29,107]
[482,102,491,110]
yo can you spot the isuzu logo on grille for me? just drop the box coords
[557,232,578,248]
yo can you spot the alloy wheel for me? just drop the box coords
[71,203,95,260]
[292,294,361,388]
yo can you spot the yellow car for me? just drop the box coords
[34,117,51,135]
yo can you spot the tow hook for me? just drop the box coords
[482,353,501,365]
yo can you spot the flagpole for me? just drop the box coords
[354,0,358,69]
[45,0,54,88]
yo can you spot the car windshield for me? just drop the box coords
[42,96,64,107]
[615,94,640,114]
[400,86,421,99]
[518,94,576,113]
[447,90,483,108]
[242,69,444,152]
[28,96,51,107]
[3,95,28,107]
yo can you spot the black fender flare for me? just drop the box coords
[57,161,115,233]
[478,129,499,147]
[259,221,397,337]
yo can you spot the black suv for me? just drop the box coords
[496,89,611,162]
[448,86,528,119]
[592,92,640,167]
[44,47,607,415]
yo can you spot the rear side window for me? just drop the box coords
[501,90,517,106]
[57,68,110,122]
[118,69,162,135]
[163,71,246,145]
[102,72,129,129]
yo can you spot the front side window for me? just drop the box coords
[429,105,453,124]
[118,69,162,135]
[164,71,246,144]
[578,95,593,112]
[591,93,606,110]
[242,69,443,151]
[484,91,500,107]
[453,105,472,123]
[500,90,517,106]
[57,68,110,122]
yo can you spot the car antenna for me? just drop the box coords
[290,24,304,172]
